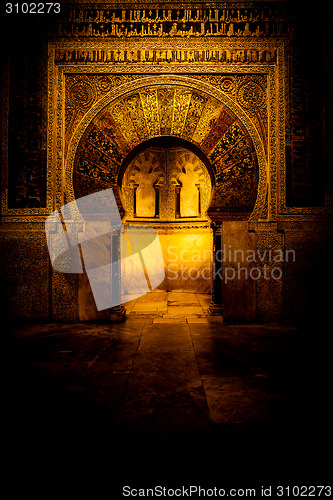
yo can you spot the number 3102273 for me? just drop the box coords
[5,3,61,14]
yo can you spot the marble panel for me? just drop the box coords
[160,228,213,293]
[255,228,284,322]
[222,221,256,322]
[119,227,212,295]
[78,272,110,321]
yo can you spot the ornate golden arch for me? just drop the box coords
[65,75,267,221]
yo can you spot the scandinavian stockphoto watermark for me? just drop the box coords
[166,244,296,283]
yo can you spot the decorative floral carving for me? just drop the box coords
[68,79,96,109]
[237,79,265,110]
[96,75,114,93]
[220,76,237,94]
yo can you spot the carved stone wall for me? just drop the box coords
[2,38,47,210]
[286,5,327,208]
[2,2,330,220]
[0,1,331,322]
[0,225,50,319]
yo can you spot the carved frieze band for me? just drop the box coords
[56,5,288,39]
[55,47,278,65]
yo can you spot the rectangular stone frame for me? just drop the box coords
[50,38,279,219]
[43,36,333,221]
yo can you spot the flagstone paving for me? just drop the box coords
[3,292,330,488]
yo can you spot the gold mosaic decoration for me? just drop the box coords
[194,74,268,154]
[65,74,139,155]
[71,81,260,218]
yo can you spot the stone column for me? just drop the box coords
[207,221,223,322]
[110,229,126,322]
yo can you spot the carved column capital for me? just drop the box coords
[210,220,223,235]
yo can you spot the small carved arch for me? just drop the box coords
[120,139,212,222]
[127,151,164,217]
[170,151,206,218]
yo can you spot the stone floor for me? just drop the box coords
[124,290,211,322]
[3,292,331,493]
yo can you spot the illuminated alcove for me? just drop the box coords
[70,79,262,320]
[118,137,214,294]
